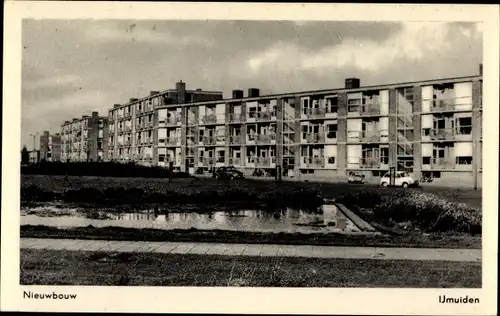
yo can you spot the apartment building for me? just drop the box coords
[102,68,482,186]
[61,111,109,162]
[106,81,223,164]
[26,130,62,163]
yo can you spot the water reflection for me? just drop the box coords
[20,204,361,234]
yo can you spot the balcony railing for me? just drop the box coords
[256,157,272,167]
[229,135,241,145]
[203,157,216,166]
[302,156,325,168]
[256,111,275,121]
[203,136,216,146]
[429,98,458,112]
[359,158,381,169]
[256,134,276,144]
[202,114,217,124]
[228,157,241,166]
[166,116,182,126]
[305,108,326,119]
[229,113,244,123]
[360,130,388,142]
[305,133,325,144]
[166,137,180,145]
[359,105,381,116]
[430,158,456,169]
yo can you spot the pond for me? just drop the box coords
[20,204,361,234]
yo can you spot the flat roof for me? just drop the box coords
[155,74,482,109]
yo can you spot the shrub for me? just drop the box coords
[21,185,61,202]
[21,161,191,179]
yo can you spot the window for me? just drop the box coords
[159,154,165,162]
[348,99,361,112]
[457,117,472,135]
[159,139,165,143]
[422,128,431,136]
[302,99,310,114]
[422,156,431,165]
[199,129,204,142]
[328,157,335,164]
[235,152,241,158]
[380,147,389,164]
[326,97,338,114]
[456,156,473,165]
[326,124,337,139]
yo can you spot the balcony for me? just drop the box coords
[256,157,272,167]
[360,130,388,143]
[203,157,216,166]
[302,156,325,168]
[202,114,217,125]
[166,137,180,146]
[305,108,326,119]
[229,113,244,123]
[228,157,241,166]
[203,136,216,146]
[359,105,381,116]
[429,158,456,169]
[255,111,275,122]
[359,158,381,169]
[304,133,325,144]
[229,135,241,145]
[166,116,182,126]
[429,128,456,141]
[430,99,457,112]
[256,134,276,144]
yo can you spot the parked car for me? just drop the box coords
[214,166,245,180]
[348,173,365,184]
[380,171,419,188]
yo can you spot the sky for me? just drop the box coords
[21,20,482,149]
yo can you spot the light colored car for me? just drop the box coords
[348,173,365,184]
[380,171,419,188]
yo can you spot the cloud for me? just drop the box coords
[23,74,82,90]
[84,23,213,46]
[247,22,481,73]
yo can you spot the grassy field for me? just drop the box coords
[20,225,482,249]
[21,174,482,208]
[20,249,481,287]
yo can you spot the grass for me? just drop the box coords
[21,174,482,208]
[336,188,482,235]
[21,175,324,209]
[20,225,482,249]
[20,249,481,287]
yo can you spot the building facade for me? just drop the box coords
[106,81,223,164]
[103,72,482,186]
[61,111,109,162]
[27,130,62,163]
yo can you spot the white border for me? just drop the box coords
[2,2,499,314]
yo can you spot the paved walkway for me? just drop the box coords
[20,238,481,262]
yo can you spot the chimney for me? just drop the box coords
[81,115,88,119]
[196,88,202,91]
[479,63,483,75]
[248,88,260,98]
[345,78,361,89]
[72,118,78,122]
[92,111,99,117]
[232,90,244,99]
[150,91,159,96]
[64,121,70,124]
[176,80,186,104]
[113,104,120,108]
[129,98,138,103]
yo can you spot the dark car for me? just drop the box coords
[214,166,245,180]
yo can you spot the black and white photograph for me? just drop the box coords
[2,2,498,315]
